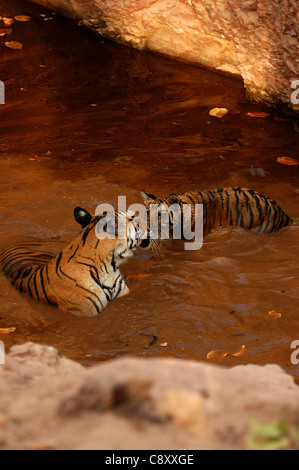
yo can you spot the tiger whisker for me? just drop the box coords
[149,239,169,259]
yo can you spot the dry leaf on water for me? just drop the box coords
[5,41,23,50]
[0,327,16,335]
[274,116,288,122]
[0,28,12,36]
[207,345,246,360]
[276,156,299,166]
[232,345,246,357]
[2,17,15,27]
[14,15,31,22]
[247,112,270,118]
[209,107,228,118]
[207,349,229,360]
[127,273,151,281]
[268,310,282,319]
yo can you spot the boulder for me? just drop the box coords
[30,0,299,112]
[0,342,299,449]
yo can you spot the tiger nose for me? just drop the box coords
[140,239,150,248]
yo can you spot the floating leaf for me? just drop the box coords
[247,112,270,118]
[14,15,31,22]
[232,345,246,357]
[207,349,229,360]
[0,28,12,36]
[127,273,151,281]
[0,327,16,335]
[276,156,299,166]
[5,41,23,50]
[3,17,14,27]
[209,107,228,118]
[207,344,246,360]
[268,310,282,319]
[274,116,288,122]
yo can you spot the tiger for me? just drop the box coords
[0,207,148,317]
[140,187,293,240]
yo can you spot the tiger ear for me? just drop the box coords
[140,190,158,204]
[167,194,181,205]
[74,207,93,229]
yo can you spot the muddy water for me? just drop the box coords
[0,0,298,379]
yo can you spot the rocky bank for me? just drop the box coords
[0,342,299,450]
[30,0,299,112]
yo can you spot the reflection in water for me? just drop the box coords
[0,0,298,380]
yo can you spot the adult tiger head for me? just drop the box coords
[1,208,148,317]
[140,190,181,242]
[74,206,150,249]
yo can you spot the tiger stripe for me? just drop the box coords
[141,187,292,238]
[0,211,144,317]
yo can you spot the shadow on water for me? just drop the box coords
[0,0,298,381]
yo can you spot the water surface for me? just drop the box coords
[0,0,298,380]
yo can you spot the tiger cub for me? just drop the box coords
[0,208,145,317]
[141,187,292,239]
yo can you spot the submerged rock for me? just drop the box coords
[31,0,299,113]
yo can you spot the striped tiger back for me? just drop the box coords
[141,187,292,238]
[1,210,144,317]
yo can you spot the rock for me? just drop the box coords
[241,167,267,177]
[0,342,299,449]
[58,373,153,418]
[30,0,299,112]
[156,391,205,427]
[6,342,83,377]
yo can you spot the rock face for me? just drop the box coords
[31,0,299,112]
[0,342,299,450]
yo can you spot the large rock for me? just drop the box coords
[0,342,299,450]
[31,0,299,112]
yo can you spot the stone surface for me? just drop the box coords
[30,0,299,112]
[0,342,299,450]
